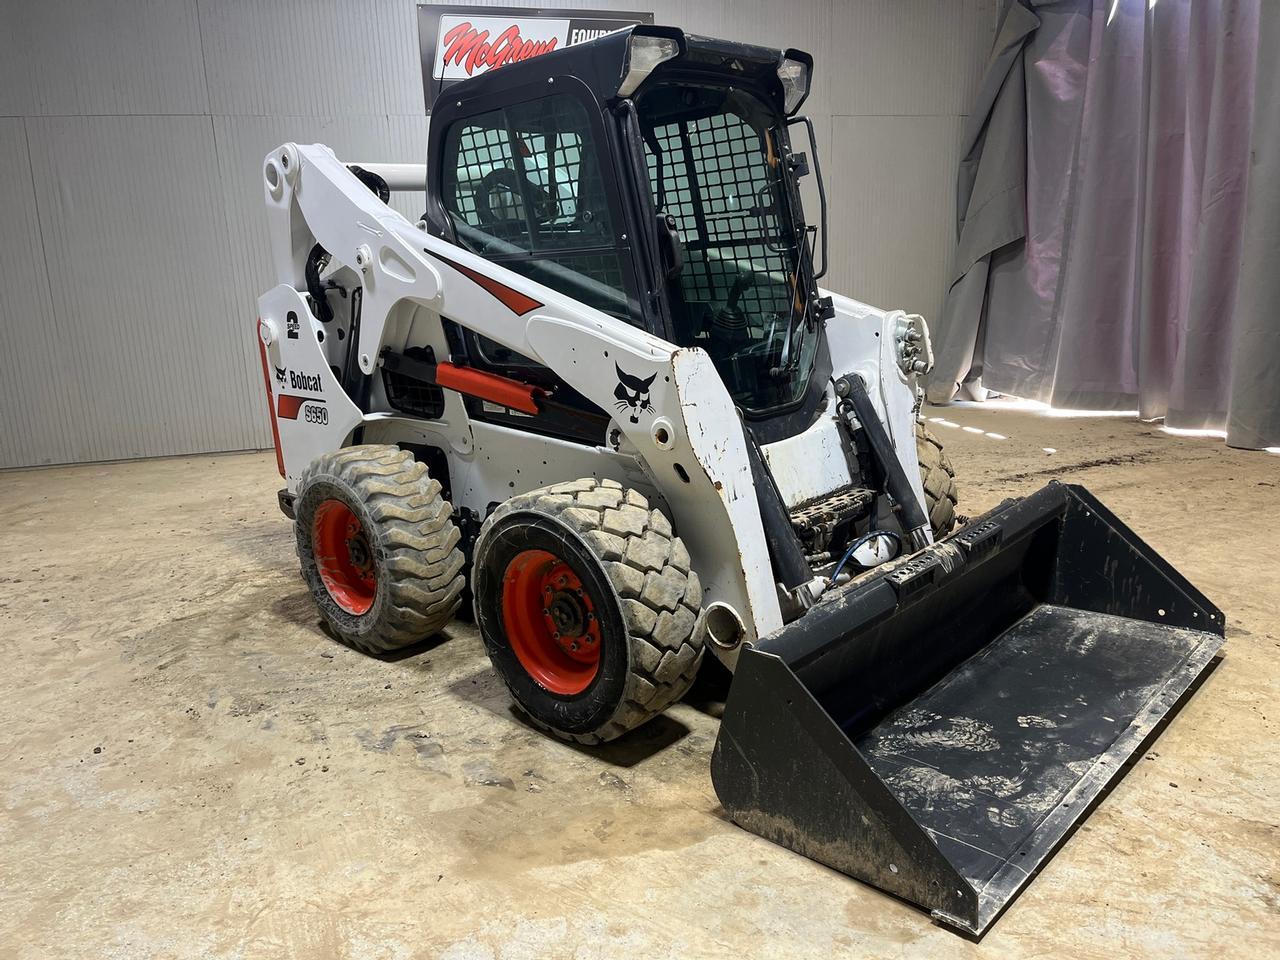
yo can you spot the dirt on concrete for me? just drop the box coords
[0,405,1277,959]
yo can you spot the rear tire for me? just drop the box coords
[916,423,959,537]
[473,478,704,744]
[294,445,465,654]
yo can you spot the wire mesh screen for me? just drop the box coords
[645,110,796,329]
[446,96,618,253]
[442,94,633,325]
[382,347,445,419]
[447,110,530,248]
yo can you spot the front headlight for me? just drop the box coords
[618,35,680,97]
[777,57,810,114]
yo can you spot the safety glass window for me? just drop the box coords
[639,85,819,413]
[443,93,636,343]
[443,96,618,256]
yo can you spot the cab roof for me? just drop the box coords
[440,25,813,118]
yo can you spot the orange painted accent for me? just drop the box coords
[436,253,543,316]
[256,321,285,478]
[502,548,602,695]
[436,362,542,415]
[277,394,310,419]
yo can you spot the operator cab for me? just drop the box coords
[423,27,831,440]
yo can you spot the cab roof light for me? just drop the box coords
[778,57,810,114]
[618,35,680,97]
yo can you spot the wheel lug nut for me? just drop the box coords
[570,642,578,651]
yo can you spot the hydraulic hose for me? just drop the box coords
[306,167,387,327]
[347,165,390,203]
[304,243,334,324]
[838,375,931,551]
[741,417,812,591]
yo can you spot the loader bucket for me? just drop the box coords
[710,482,1223,936]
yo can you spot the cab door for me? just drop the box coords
[430,81,647,442]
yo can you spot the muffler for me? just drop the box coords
[710,482,1223,936]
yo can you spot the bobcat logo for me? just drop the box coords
[274,365,287,385]
[613,364,656,424]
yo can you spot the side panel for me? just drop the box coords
[360,416,658,511]
[257,285,363,482]
[525,318,784,642]
[761,413,852,509]
[761,295,929,516]
[822,291,930,535]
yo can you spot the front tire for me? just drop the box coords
[294,445,465,654]
[917,423,959,537]
[473,479,704,744]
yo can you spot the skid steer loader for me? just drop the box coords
[254,26,1223,935]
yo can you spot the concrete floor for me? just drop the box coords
[1,405,1277,959]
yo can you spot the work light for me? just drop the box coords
[778,57,810,114]
[618,35,680,97]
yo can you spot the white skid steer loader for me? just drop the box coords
[255,27,1224,936]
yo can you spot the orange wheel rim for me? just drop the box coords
[312,499,376,615]
[501,548,602,695]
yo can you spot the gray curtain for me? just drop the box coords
[1228,0,1280,449]
[928,0,1279,450]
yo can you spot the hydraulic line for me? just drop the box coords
[838,375,931,552]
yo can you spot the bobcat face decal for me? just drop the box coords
[613,364,657,424]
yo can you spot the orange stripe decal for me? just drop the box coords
[436,254,543,316]
[277,394,309,420]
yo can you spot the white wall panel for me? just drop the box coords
[830,0,997,117]
[6,0,209,116]
[198,0,424,117]
[0,119,75,467]
[0,23,32,117]
[26,116,262,461]
[827,114,965,323]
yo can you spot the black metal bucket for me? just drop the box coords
[710,482,1224,936]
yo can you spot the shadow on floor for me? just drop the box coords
[444,664,697,768]
[271,590,324,631]
[549,712,693,768]
[363,633,457,662]
[683,654,732,719]
[272,590,459,661]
